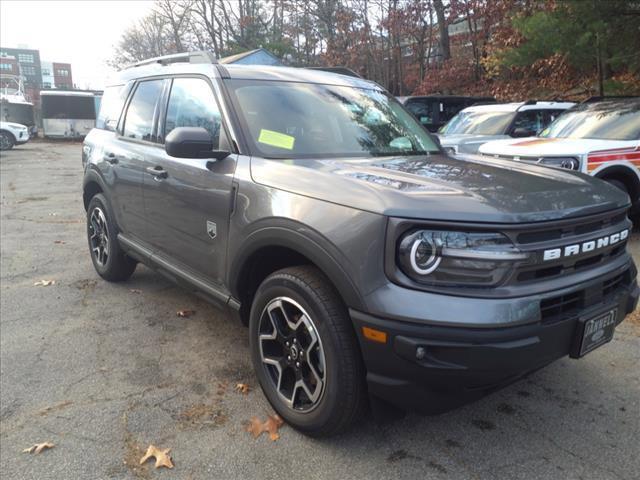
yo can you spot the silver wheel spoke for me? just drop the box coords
[258,296,326,413]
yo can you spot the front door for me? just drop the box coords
[142,76,236,286]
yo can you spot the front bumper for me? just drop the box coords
[351,265,639,414]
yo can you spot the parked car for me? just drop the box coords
[438,101,575,154]
[83,52,638,436]
[0,120,30,151]
[397,95,495,132]
[478,97,640,215]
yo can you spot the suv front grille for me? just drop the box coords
[540,270,631,324]
[504,210,631,286]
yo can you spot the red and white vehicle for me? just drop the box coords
[478,98,640,214]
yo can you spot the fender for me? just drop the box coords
[82,166,110,208]
[227,220,365,311]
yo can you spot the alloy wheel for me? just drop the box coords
[258,297,326,412]
[89,207,109,267]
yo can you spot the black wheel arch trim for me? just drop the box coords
[228,222,365,311]
[82,167,109,208]
[595,164,640,200]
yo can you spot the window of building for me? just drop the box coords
[0,63,12,71]
[163,77,222,145]
[43,82,52,89]
[21,65,36,76]
[123,80,164,141]
[18,53,34,63]
[56,69,69,77]
[42,69,50,76]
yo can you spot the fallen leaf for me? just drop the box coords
[23,442,55,454]
[53,240,66,245]
[246,414,284,441]
[129,289,142,294]
[139,444,174,469]
[176,309,195,318]
[33,280,55,286]
[235,383,250,395]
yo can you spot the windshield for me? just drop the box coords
[540,103,640,140]
[440,110,515,135]
[227,80,439,158]
[1,103,35,126]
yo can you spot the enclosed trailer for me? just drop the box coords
[40,90,96,138]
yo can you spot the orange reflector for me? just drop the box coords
[362,326,387,344]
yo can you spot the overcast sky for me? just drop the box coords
[1,0,155,89]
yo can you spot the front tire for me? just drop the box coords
[86,194,136,281]
[249,266,367,437]
[0,131,15,151]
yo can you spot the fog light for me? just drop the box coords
[416,346,426,360]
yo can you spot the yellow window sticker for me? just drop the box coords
[258,129,295,150]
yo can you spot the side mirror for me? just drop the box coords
[511,127,535,138]
[165,127,230,160]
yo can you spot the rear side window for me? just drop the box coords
[97,84,131,131]
[512,110,545,135]
[123,80,164,141]
[164,78,222,147]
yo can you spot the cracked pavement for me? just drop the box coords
[1,141,639,479]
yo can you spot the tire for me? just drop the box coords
[86,193,136,281]
[0,131,15,151]
[249,265,367,437]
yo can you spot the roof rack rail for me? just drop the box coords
[131,51,217,68]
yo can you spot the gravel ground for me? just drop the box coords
[1,141,639,480]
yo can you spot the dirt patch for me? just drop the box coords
[17,196,49,204]
[38,400,73,416]
[625,308,640,335]
[177,401,227,428]
[471,419,496,431]
[122,412,151,480]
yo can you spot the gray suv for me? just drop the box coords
[82,51,639,436]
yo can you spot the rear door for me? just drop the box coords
[142,76,236,286]
[109,78,167,241]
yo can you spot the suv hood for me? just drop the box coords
[250,153,629,223]
[479,137,640,156]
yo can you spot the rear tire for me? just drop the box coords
[86,194,136,281]
[249,265,366,437]
[0,131,15,151]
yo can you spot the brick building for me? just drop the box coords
[52,62,73,89]
[0,47,42,102]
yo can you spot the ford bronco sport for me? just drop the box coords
[82,51,639,436]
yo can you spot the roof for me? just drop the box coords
[40,90,96,97]
[462,101,575,113]
[219,48,282,66]
[110,62,381,90]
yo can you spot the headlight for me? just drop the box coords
[397,230,528,287]
[538,157,579,170]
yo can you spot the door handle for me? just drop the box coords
[103,152,119,164]
[146,166,168,179]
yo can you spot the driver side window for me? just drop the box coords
[163,78,223,148]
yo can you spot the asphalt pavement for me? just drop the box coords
[1,141,639,480]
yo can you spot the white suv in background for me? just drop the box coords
[0,121,30,151]
[478,98,640,215]
[437,101,575,154]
